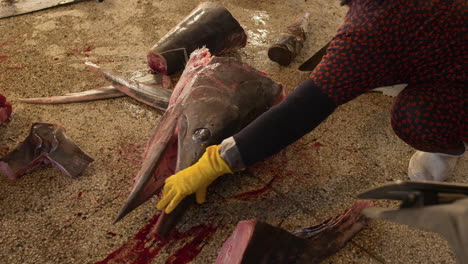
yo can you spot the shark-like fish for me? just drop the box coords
[115,48,284,237]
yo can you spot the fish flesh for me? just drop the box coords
[115,48,284,238]
[147,2,247,75]
[0,94,12,123]
[268,12,310,66]
[215,201,372,264]
[0,123,94,179]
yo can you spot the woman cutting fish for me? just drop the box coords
[157,0,467,259]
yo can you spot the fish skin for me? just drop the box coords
[20,64,173,109]
[147,2,247,75]
[85,62,172,111]
[115,48,283,238]
[19,86,125,104]
[0,94,12,123]
[0,123,94,179]
[215,201,372,264]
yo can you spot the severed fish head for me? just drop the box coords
[175,87,240,170]
[115,49,283,233]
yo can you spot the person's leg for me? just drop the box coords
[391,82,466,181]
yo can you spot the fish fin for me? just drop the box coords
[0,123,93,179]
[85,62,171,111]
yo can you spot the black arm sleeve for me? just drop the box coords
[233,78,336,166]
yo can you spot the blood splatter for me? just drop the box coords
[71,191,83,200]
[232,141,323,200]
[312,142,324,148]
[5,66,24,70]
[66,44,95,57]
[0,33,27,48]
[107,232,117,237]
[114,143,144,165]
[96,213,218,264]
[83,45,95,52]
[232,149,289,200]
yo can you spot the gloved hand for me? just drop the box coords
[156,145,233,214]
[362,198,468,263]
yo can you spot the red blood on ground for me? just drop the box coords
[0,33,27,48]
[0,56,8,62]
[96,213,218,264]
[84,45,95,52]
[71,191,83,200]
[232,141,322,200]
[313,142,324,148]
[232,149,289,200]
[66,44,95,57]
[107,232,117,237]
[114,143,144,165]
[5,66,25,70]
[232,176,277,201]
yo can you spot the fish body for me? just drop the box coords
[215,201,372,264]
[116,48,284,237]
[147,2,247,75]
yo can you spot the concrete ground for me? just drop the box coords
[0,0,466,263]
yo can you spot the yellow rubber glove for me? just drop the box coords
[156,145,233,214]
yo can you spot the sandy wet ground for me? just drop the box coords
[0,0,466,263]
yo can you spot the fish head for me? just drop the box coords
[176,88,239,170]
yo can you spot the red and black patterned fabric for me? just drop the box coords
[233,0,466,167]
[311,0,466,152]
[391,82,466,152]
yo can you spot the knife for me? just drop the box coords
[358,180,468,208]
[298,41,330,71]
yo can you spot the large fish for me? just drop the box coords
[147,2,247,75]
[115,48,284,237]
[216,201,372,264]
[0,94,12,123]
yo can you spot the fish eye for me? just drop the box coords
[192,128,211,143]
